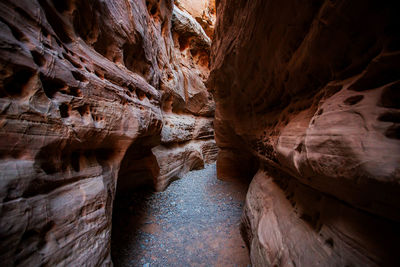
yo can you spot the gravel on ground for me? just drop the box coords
[111,163,251,267]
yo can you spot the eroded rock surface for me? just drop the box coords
[0,0,216,265]
[148,2,217,191]
[209,0,400,266]
[174,0,215,39]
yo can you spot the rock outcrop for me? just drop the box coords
[209,0,400,266]
[0,0,215,265]
[148,3,217,191]
[174,0,215,39]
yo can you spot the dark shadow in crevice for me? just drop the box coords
[111,137,160,266]
[111,185,154,267]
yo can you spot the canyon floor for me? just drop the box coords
[111,163,250,267]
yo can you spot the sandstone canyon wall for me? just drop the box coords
[209,0,400,266]
[0,0,215,265]
[174,0,215,39]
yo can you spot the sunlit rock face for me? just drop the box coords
[0,0,215,265]
[147,2,217,192]
[209,0,400,266]
[174,0,215,39]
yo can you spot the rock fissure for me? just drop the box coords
[0,0,218,265]
[0,0,399,266]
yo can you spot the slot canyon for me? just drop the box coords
[0,0,399,266]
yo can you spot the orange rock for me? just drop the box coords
[0,0,216,265]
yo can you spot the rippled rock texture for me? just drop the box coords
[0,0,215,265]
[209,0,400,266]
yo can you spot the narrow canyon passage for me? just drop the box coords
[111,163,250,266]
[0,0,399,266]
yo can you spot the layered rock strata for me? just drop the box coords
[147,4,217,191]
[0,0,215,265]
[209,0,400,266]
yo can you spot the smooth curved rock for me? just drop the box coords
[242,168,400,266]
[174,0,215,39]
[0,0,216,265]
[152,141,205,191]
[209,0,400,265]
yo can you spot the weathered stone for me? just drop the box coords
[242,168,400,266]
[0,0,216,265]
[209,0,400,265]
[167,5,215,117]
[161,113,214,144]
[149,1,218,192]
[152,141,205,191]
[200,139,218,164]
[174,0,215,39]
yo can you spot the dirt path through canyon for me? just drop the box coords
[111,163,250,267]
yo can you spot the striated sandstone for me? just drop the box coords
[0,0,216,265]
[161,113,214,144]
[151,1,217,191]
[209,0,400,266]
[242,168,400,266]
[153,141,205,191]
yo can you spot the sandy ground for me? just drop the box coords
[111,163,251,267]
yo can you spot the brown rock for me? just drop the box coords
[0,0,215,265]
[152,141,205,191]
[209,0,400,265]
[149,0,217,192]
[174,0,215,39]
[167,5,215,117]
[200,139,218,164]
[161,113,214,144]
[242,169,400,266]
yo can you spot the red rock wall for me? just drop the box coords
[149,3,217,191]
[209,0,400,266]
[0,0,216,265]
[174,0,215,39]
